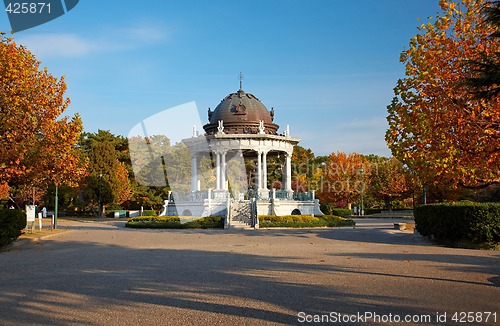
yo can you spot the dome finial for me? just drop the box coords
[238,71,244,90]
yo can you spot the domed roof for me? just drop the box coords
[203,88,279,135]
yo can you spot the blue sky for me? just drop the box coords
[1,0,441,156]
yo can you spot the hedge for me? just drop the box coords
[364,208,382,215]
[330,208,353,217]
[125,216,223,229]
[414,202,500,249]
[0,209,26,248]
[259,215,355,228]
[319,203,353,217]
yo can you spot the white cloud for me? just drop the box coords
[17,33,97,58]
[16,21,170,59]
[121,23,168,43]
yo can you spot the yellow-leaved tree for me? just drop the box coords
[0,33,87,199]
[386,0,500,188]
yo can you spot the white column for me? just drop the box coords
[191,155,197,192]
[282,156,286,190]
[215,151,221,190]
[257,151,262,190]
[221,151,227,190]
[263,151,268,190]
[282,153,287,190]
[286,152,292,192]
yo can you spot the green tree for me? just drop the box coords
[291,145,315,192]
[84,141,131,215]
[466,0,500,99]
[81,130,130,164]
[292,145,315,178]
[128,135,171,187]
[365,156,412,209]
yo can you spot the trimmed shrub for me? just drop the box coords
[125,216,223,229]
[330,208,353,217]
[0,209,26,248]
[320,215,356,227]
[364,208,382,215]
[259,215,355,228]
[142,210,157,216]
[320,203,352,217]
[414,202,500,248]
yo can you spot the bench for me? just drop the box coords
[394,222,407,230]
[394,222,416,232]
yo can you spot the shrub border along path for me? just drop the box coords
[414,202,500,249]
[259,215,355,228]
[125,216,224,229]
[125,215,355,229]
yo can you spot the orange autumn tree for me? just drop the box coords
[0,33,87,199]
[318,152,370,209]
[386,0,500,188]
[0,182,9,199]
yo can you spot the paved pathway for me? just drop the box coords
[0,219,498,325]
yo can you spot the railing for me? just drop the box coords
[274,190,314,201]
[293,192,314,201]
[275,190,292,200]
[169,190,230,202]
[170,191,208,202]
[212,190,229,201]
[170,189,315,203]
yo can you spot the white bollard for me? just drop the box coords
[38,213,43,230]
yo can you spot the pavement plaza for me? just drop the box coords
[0,219,498,325]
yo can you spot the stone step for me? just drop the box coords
[230,220,250,225]
[230,225,253,230]
[229,221,253,229]
[229,200,253,229]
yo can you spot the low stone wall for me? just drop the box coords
[164,200,227,218]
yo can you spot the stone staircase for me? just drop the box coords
[229,200,253,229]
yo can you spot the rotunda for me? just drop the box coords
[163,81,323,228]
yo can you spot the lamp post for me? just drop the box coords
[359,168,364,216]
[54,185,58,229]
[98,173,102,218]
[423,183,427,205]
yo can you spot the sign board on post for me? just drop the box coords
[25,205,36,233]
[26,205,36,222]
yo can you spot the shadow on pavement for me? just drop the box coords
[0,241,398,324]
[3,219,499,325]
[1,235,499,325]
